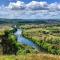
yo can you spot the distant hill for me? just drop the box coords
[0,18,60,24]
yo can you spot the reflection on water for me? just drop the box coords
[15,29,37,48]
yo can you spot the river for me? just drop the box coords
[14,29,38,49]
[14,29,48,53]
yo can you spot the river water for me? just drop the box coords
[14,29,38,48]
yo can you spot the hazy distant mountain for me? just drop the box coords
[0,18,60,24]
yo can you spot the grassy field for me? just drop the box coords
[0,54,60,60]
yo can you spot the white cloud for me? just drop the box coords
[8,1,25,10]
[6,1,60,11]
[48,2,60,11]
[8,1,48,10]
[0,1,60,19]
[26,1,48,10]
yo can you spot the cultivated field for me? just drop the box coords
[22,24,60,55]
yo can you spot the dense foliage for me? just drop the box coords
[0,29,20,55]
[0,27,38,55]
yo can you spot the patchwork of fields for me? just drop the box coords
[22,24,60,55]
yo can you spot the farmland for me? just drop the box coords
[21,24,60,55]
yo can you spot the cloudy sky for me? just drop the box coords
[0,0,60,19]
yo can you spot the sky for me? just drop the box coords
[0,0,60,19]
[0,0,60,5]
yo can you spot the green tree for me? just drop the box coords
[1,29,19,55]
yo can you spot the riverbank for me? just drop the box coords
[15,29,40,50]
[22,34,51,54]
[0,27,37,55]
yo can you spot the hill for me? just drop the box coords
[0,18,60,24]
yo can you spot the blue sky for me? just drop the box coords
[0,0,60,19]
[0,0,60,5]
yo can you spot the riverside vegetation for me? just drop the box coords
[0,25,38,55]
[0,24,60,60]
